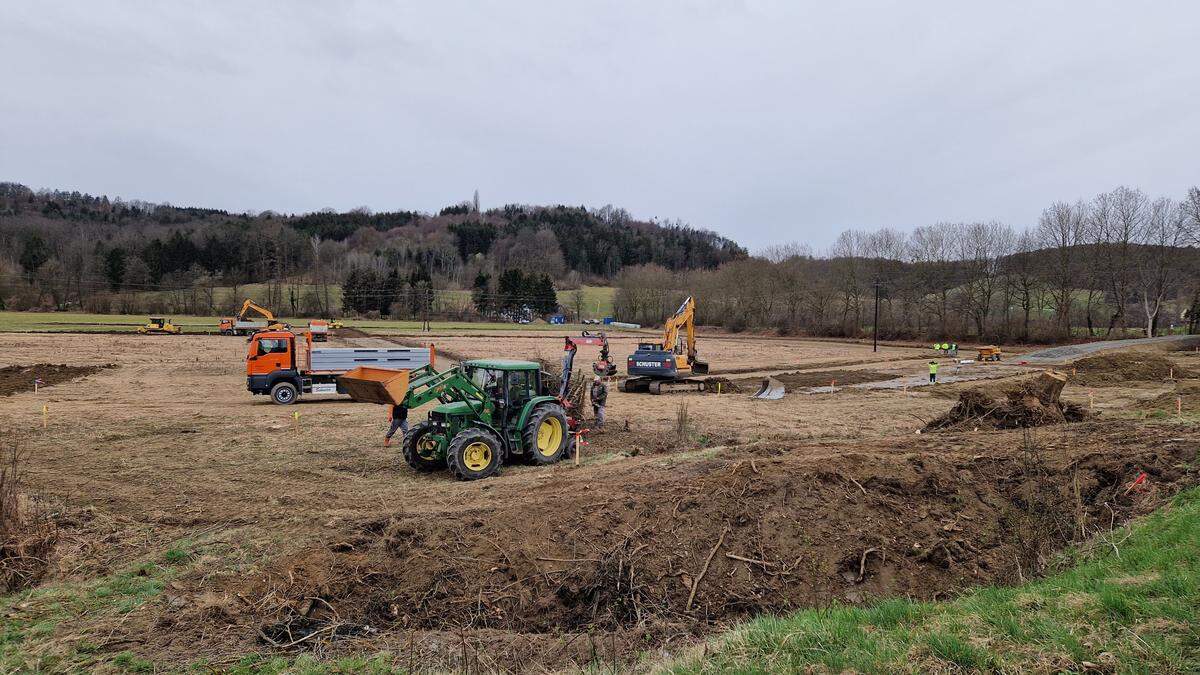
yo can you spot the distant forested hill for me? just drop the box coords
[0,182,746,316]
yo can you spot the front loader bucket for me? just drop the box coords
[338,366,411,405]
[752,377,785,400]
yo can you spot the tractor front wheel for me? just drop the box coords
[402,420,443,472]
[446,429,502,481]
[523,404,568,465]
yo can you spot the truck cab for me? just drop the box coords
[246,330,306,403]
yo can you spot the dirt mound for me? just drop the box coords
[1069,351,1192,386]
[1138,379,1200,413]
[167,420,1198,670]
[732,369,894,390]
[0,363,114,397]
[702,376,740,393]
[926,371,1085,431]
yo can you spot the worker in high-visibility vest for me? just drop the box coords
[928,361,940,383]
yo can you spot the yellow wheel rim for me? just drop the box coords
[463,441,493,471]
[416,436,439,460]
[536,417,563,456]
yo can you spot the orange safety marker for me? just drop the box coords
[573,428,590,466]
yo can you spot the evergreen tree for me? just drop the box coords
[472,272,492,314]
[533,273,559,314]
[104,247,127,291]
[19,234,51,278]
[497,269,528,311]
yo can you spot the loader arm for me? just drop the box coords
[401,365,493,418]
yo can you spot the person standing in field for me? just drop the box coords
[383,402,408,447]
[928,361,939,384]
[590,376,608,429]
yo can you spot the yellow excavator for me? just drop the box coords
[219,299,289,336]
[620,296,710,394]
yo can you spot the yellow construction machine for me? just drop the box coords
[219,299,289,336]
[137,317,182,335]
[620,296,710,394]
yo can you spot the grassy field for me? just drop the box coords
[661,487,1200,673]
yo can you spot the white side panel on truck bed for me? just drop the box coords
[309,347,432,373]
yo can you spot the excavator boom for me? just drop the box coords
[237,299,276,322]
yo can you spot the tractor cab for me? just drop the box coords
[460,359,542,428]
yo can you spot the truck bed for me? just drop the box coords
[306,347,432,373]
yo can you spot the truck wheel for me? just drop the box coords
[446,429,502,481]
[402,421,443,473]
[270,381,299,405]
[523,404,568,465]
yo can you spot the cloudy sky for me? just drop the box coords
[2,1,1197,249]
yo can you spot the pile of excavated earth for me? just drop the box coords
[149,419,1198,669]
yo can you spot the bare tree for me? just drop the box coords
[957,222,1014,338]
[908,223,955,338]
[1092,187,1148,336]
[1136,198,1187,336]
[1037,201,1087,337]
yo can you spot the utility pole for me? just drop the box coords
[872,279,881,352]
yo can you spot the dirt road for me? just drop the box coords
[1022,334,1200,362]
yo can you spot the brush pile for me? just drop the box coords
[926,370,1085,430]
[0,446,58,591]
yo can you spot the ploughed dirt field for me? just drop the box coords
[0,329,1197,671]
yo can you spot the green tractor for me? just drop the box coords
[346,359,572,480]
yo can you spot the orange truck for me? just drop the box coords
[308,319,330,341]
[245,330,433,404]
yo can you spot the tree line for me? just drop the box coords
[615,186,1200,341]
[0,183,745,316]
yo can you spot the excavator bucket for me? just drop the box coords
[338,366,411,405]
[752,377,785,400]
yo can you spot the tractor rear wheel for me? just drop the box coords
[446,428,502,481]
[402,420,443,472]
[523,404,568,465]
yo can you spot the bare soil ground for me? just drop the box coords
[0,363,114,397]
[0,330,1197,671]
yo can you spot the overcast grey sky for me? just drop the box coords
[2,1,1197,249]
